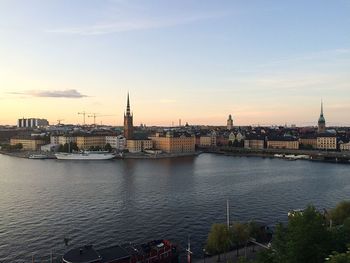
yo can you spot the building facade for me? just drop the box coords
[126,139,153,153]
[340,142,350,151]
[10,137,46,151]
[58,135,77,145]
[244,135,265,149]
[299,136,317,149]
[150,132,196,153]
[76,135,106,150]
[17,118,49,128]
[317,134,337,150]
[105,135,126,150]
[267,137,299,150]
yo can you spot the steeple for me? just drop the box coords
[318,100,326,133]
[126,92,131,116]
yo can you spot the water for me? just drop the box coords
[0,153,350,262]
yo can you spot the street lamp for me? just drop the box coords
[203,248,206,263]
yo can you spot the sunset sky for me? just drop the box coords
[0,0,349,126]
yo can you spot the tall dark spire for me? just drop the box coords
[126,92,131,116]
[320,99,323,116]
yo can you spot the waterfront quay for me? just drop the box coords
[206,146,350,163]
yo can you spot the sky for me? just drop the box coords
[0,0,349,126]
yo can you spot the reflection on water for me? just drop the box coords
[0,153,350,262]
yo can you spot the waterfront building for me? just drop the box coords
[150,131,195,153]
[105,135,126,150]
[318,101,326,133]
[10,136,46,151]
[199,131,217,147]
[50,135,59,145]
[244,134,265,149]
[17,118,49,128]
[76,135,106,150]
[267,136,299,150]
[340,142,350,151]
[227,114,233,130]
[216,135,229,146]
[126,139,153,153]
[299,135,317,149]
[58,135,77,145]
[317,133,337,150]
[228,132,236,142]
[124,93,134,140]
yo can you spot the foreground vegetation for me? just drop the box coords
[205,201,350,263]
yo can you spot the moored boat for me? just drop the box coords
[55,152,115,160]
[29,154,49,159]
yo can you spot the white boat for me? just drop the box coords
[29,154,49,159]
[55,152,115,160]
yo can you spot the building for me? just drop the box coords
[76,135,106,150]
[199,131,217,148]
[227,115,233,130]
[299,135,317,149]
[58,135,77,145]
[340,142,350,151]
[126,139,153,153]
[267,136,299,150]
[317,133,337,150]
[17,118,49,128]
[124,93,134,140]
[318,101,326,133]
[150,131,196,153]
[244,134,265,149]
[10,136,46,151]
[50,135,59,145]
[105,135,126,150]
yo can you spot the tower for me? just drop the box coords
[318,100,326,133]
[227,114,233,130]
[124,93,134,139]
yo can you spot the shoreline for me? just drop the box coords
[1,149,350,164]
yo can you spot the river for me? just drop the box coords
[0,153,349,262]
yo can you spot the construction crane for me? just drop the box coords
[88,113,116,126]
[78,111,89,125]
[57,119,64,125]
[88,113,98,126]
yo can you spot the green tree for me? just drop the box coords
[104,143,112,152]
[285,205,331,263]
[206,223,231,262]
[330,201,350,225]
[232,223,249,257]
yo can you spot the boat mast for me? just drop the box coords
[226,199,230,228]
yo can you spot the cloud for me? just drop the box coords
[8,89,88,98]
[46,12,226,35]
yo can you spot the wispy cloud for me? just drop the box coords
[46,12,226,35]
[8,89,88,98]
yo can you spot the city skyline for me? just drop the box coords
[1,0,350,126]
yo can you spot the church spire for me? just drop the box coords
[126,92,131,116]
[320,99,323,116]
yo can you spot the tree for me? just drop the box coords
[330,201,350,225]
[231,223,249,257]
[104,143,112,152]
[206,223,231,262]
[284,205,331,263]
